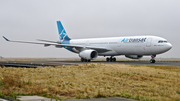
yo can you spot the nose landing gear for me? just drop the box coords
[150,55,156,63]
[106,56,116,62]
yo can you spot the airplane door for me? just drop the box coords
[86,40,89,46]
[146,38,152,47]
[117,39,121,47]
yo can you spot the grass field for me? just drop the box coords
[0,64,180,101]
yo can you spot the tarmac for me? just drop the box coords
[1,59,180,67]
[49,60,180,66]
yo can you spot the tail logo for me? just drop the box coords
[57,21,71,41]
[59,29,67,40]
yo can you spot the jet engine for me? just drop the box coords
[125,55,143,59]
[79,50,98,60]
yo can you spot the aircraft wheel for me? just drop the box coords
[81,58,84,62]
[110,58,113,62]
[113,58,116,62]
[84,59,88,62]
[88,60,91,62]
[106,58,110,62]
[150,59,156,63]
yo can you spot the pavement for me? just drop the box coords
[0,98,9,101]
[1,60,180,67]
[36,60,180,67]
[17,96,53,101]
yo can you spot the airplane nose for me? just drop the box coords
[167,43,172,50]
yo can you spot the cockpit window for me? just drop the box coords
[158,40,168,43]
[158,40,163,43]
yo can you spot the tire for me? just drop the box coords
[150,59,156,63]
[88,60,91,62]
[113,58,116,62]
[110,58,113,62]
[106,58,110,62]
[81,58,84,62]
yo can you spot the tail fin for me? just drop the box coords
[57,21,71,41]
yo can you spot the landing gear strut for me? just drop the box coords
[150,55,156,63]
[81,58,91,62]
[106,56,116,62]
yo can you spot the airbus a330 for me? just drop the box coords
[3,21,172,63]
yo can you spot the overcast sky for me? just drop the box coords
[0,0,180,58]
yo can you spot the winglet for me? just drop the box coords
[2,36,9,41]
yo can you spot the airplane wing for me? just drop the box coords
[37,39,61,44]
[3,36,111,53]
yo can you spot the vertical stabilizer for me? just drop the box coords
[57,21,71,41]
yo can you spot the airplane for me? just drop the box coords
[3,21,172,63]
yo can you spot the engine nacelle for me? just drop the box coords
[79,50,98,60]
[125,55,143,59]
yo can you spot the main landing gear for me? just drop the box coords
[106,56,116,62]
[81,58,91,62]
[150,55,156,63]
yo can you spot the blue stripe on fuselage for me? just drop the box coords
[62,40,70,44]
[62,40,75,53]
[66,48,75,53]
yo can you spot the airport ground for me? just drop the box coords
[1,58,180,67]
[0,58,180,101]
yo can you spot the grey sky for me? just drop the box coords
[0,0,180,58]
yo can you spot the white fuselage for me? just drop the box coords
[69,35,172,56]
[3,20,172,62]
